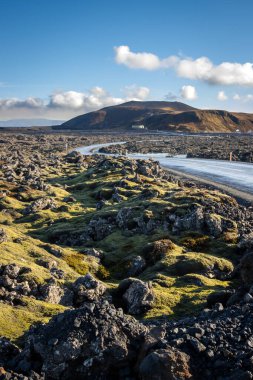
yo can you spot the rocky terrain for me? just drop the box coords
[0,131,253,379]
[99,134,253,163]
[57,100,253,133]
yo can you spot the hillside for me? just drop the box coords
[58,101,253,133]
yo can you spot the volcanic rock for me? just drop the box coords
[118,278,155,315]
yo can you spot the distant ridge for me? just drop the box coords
[57,100,253,133]
[0,118,65,127]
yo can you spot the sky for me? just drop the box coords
[1,0,253,120]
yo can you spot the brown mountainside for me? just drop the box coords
[58,101,253,133]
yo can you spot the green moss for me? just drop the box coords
[145,274,230,320]
[0,298,66,341]
[96,265,110,280]
[180,233,210,251]
[0,154,241,335]
[64,253,90,275]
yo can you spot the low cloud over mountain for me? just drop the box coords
[0,85,150,120]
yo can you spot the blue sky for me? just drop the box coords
[1,0,253,119]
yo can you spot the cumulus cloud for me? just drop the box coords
[49,91,86,109]
[217,91,228,101]
[180,85,197,100]
[114,45,178,71]
[0,85,150,119]
[49,86,149,111]
[177,57,213,81]
[245,94,253,101]
[233,93,253,102]
[114,46,253,86]
[124,85,150,100]
[178,59,253,86]
[0,97,44,109]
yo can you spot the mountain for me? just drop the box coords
[0,118,64,127]
[58,101,253,133]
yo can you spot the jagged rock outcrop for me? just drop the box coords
[9,301,147,380]
[0,264,37,305]
[39,279,73,306]
[72,273,107,306]
[23,197,57,215]
[171,205,236,237]
[117,278,155,315]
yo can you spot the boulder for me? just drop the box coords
[137,160,161,178]
[173,206,204,233]
[64,151,83,163]
[139,348,192,380]
[118,278,155,315]
[205,214,236,237]
[86,217,115,241]
[127,256,146,277]
[72,273,107,306]
[205,213,223,236]
[81,248,104,260]
[116,207,134,229]
[39,280,73,306]
[2,264,21,279]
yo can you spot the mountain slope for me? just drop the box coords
[145,109,253,133]
[58,101,253,133]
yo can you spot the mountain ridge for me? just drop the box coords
[57,100,253,133]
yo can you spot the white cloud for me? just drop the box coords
[49,91,85,109]
[114,46,253,86]
[49,89,124,111]
[233,93,253,102]
[246,94,253,101]
[124,85,150,100]
[217,91,228,101]
[0,85,150,120]
[180,85,197,100]
[177,58,253,86]
[177,57,213,81]
[114,45,178,71]
[0,97,44,109]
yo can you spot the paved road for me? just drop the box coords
[77,142,253,198]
